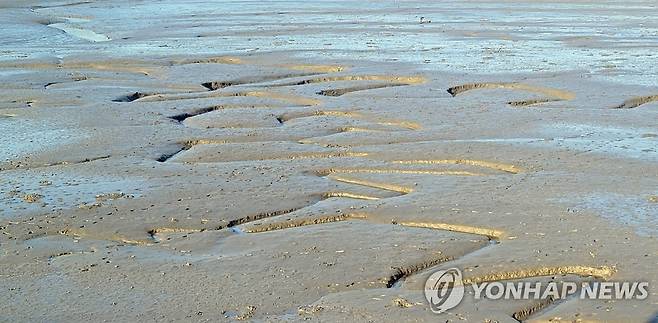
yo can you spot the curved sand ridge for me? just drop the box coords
[115,60,613,314]
[448,82,575,107]
[2,53,656,322]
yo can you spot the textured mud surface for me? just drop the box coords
[1,0,657,322]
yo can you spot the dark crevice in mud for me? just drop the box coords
[201,81,233,91]
[612,95,658,109]
[317,83,406,97]
[47,252,73,264]
[168,105,275,123]
[156,139,241,162]
[446,82,574,102]
[67,155,111,165]
[226,207,305,228]
[31,1,92,9]
[201,73,322,91]
[507,98,559,107]
[246,214,353,233]
[447,83,494,96]
[113,92,151,102]
[385,256,454,288]
[512,296,558,322]
[145,206,310,242]
[384,231,500,289]
[44,76,88,89]
[169,107,219,122]
[156,147,187,162]
[516,289,581,322]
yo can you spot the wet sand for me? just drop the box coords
[1,0,657,322]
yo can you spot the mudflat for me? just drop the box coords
[1,1,657,322]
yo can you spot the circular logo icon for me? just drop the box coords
[424,267,465,314]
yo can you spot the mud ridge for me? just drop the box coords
[168,104,281,122]
[322,192,381,200]
[112,92,152,102]
[159,143,369,163]
[392,159,523,174]
[269,75,426,87]
[279,110,421,130]
[117,90,321,106]
[612,94,658,109]
[200,72,322,90]
[315,168,481,176]
[507,98,560,107]
[226,207,306,228]
[173,56,244,65]
[317,83,407,97]
[395,221,503,240]
[462,265,616,284]
[146,207,313,242]
[447,82,575,103]
[327,175,413,194]
[245,214,358,233]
